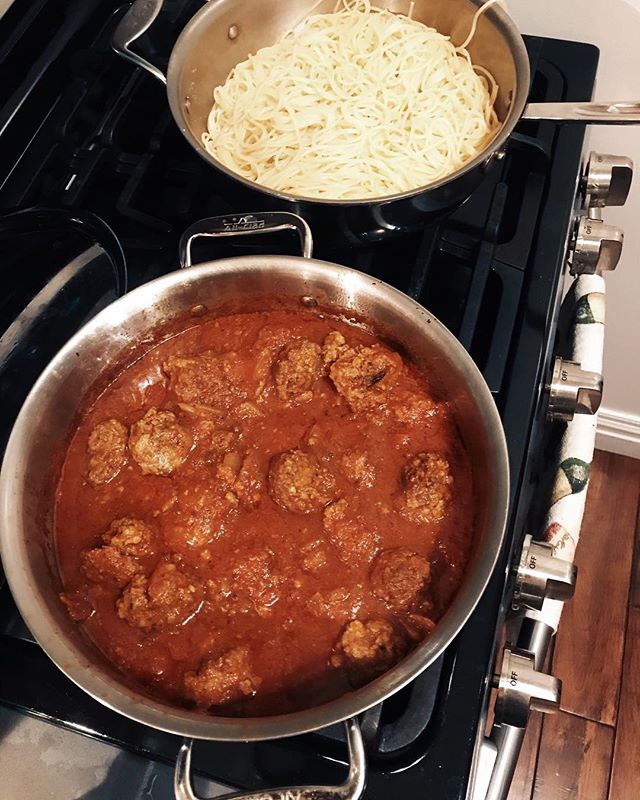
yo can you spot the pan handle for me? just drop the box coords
[522,101,640,124]
[112,0,167,85]
[179,211,314,267]
[174,718,366,800]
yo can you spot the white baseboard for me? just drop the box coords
[596,408,640,459]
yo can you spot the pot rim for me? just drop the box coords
[0,254,509,741]
[165,0,531,206]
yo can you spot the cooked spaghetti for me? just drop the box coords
[202,0,501,200]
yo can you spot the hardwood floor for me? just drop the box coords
[609,609,640,800]
[533,713,614,800]
[507,450,640,800]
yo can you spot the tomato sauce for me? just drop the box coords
[55,308,474,716]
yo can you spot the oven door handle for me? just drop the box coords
[112,0,167,85]
[174,717,366,800]
[178,211,314,266]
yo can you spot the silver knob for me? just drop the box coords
[513,535,577,611]
[584,151,634,207]
[571,215,624,275]
[547,357,603,421]
[493,647,561,728]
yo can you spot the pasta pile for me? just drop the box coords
[202,0,501,200]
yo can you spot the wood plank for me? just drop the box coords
[608,607,640,800]
[506,641,553,800]
[507,709,543,800]
[532,712,613,800]
[630,501,640,608]
[552,450,640,725]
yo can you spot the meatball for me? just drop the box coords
[370,548,431,610]
[329,345,402,412]
[340,451,375,488]
[81,518,155,586]
[330,619,405,681]
[164,351,242,408]
[274,340,323,402]
[323,499,380,565]
[81,545,139,587]
[87,418,127,485]
[398,452,453,523]
[393,392,438,425]
[105,517,155,556]
[253,324,300,398]
[322,331,347,365]
[268,449,337,514]
[301,540,329,574]
[117,563,203,630]
[206,550,284,617]
[184,647,261,708]
[129,407,192,476]
[162,485,237,550]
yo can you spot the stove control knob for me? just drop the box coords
[513,535,577,611]
[547,357,603,421]
[584,151,634,207]
[571,216,624,275]
[494,647,561,728]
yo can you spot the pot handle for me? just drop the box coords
[179,211,314,267]
[522,101,640,124]
[174,718,366,800]
[112,0,167,85]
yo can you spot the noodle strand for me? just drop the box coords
[457,0,504,50]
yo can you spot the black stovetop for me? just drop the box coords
[0,1,596,798]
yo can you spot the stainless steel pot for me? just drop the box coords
[112,0,640,242]
[0,211,509,800]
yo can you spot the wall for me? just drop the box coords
[507,0,640,457]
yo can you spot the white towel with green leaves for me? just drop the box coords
[533,273,605,632]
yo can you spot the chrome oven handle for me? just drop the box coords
[476,274,606,800]
[476,269,610,800]
[179,211,314,267]
[523,101,640,124]
[112,0,167,85]
[174,718,366,800]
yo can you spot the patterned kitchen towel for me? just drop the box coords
[533,273,605,632]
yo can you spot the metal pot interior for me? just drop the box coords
[168,0,530,203]
[0,257,509,740]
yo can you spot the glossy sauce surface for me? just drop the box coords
[55,308,474,715]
